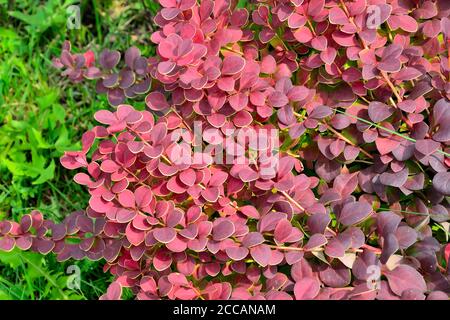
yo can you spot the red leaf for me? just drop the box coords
[384,265,426,296]
[294,277,320,300]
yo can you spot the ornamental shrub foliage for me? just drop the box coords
[1,0,450,300]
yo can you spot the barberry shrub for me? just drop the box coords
[1,0,450,300]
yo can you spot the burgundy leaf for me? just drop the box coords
[338,202,373,226]
[384,265,427,296]
[294,277,320,300]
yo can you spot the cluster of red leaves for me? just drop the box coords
[1,0,450,300]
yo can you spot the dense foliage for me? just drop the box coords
[1,0,450,300]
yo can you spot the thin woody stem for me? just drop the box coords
[222,46,244,56]
[293,111,374,160]
[361,244,382,255]
[323,122,374,160]
[170,106,193,133]
[381,71,403,103]
[281,190,306,212]
[269,245,304,251]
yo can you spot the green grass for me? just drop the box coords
[0,0,159,299]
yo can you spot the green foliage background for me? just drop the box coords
[0,0,159,299]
